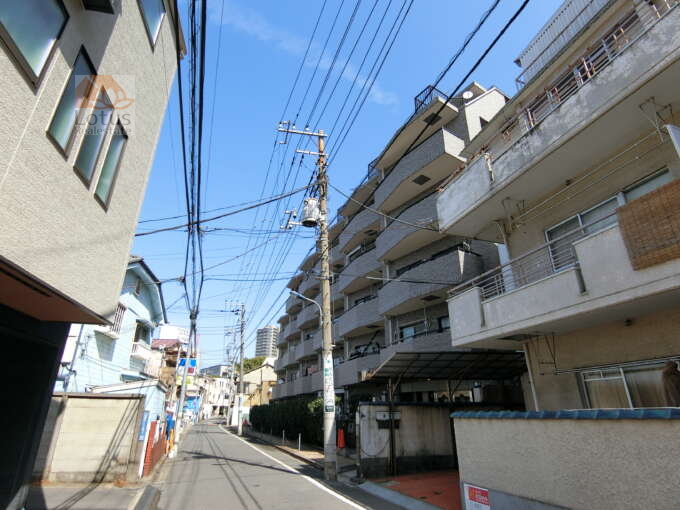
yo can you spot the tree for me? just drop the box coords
[242,356,266,373]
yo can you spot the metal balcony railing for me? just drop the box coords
[348,240,376,264]
[448,212,618,301]
[414,85,448,114]
[482,1,677,163]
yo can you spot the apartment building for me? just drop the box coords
[436,1,680,508]
[0,1,182,508]
[255,325,279,358]
[272,82,528,410]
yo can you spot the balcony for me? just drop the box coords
[274,357,286,372]
[272,381,289,400]
[438,1,680,240]
[447,221,680,349]
[338,207,381,255]
[338,160,381,218]
[336,246,381,294]
[284,316,300,340]
[336,295,381,338]
[277,323,289,347]
[298,302,320,329]
[331,242,344,268]
[334,353,380,387]
[130,342,152,361]
[374,128,464,213]
[375,191,440,262]
[283,344,300,367]
[297,332,320,361]
[285,293,302,314]
[379,249,480,315]
[299,271,320,297]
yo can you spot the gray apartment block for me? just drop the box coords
[272,82,508,402]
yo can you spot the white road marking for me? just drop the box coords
[218,425,365,509]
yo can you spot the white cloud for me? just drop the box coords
[210,1,398,107]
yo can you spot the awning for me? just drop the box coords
[365,350,526,382]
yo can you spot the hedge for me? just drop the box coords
[250,397,325,446]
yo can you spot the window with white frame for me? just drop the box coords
[581,361,671,408]
[546,168,672,269]
[0,0,68,82]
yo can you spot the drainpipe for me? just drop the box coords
[523,343,540,411]
[63,325,86,392]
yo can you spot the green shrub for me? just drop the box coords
[250,396,325,446]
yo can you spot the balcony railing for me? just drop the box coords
[414,85,448,114]
[131,341,152,361]
[448,212,617,302]
[484,1,677,163]
[348,240,376,264]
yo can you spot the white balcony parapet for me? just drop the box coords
[131,341,153,361]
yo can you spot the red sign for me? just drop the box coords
[464,484,490,510]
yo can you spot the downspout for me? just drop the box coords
[388,378,397,476]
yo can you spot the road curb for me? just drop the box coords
[243,430,324,469]
[127,485,160,510]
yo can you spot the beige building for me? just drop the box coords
[242,361,277,407]
[272,82,526,408]
[436,0,680,508]
[0,1,182,508]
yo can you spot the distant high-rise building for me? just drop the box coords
[255,326,279,357]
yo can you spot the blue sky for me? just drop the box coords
[133,0,563,366]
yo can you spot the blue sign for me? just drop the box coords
[139,410,150,441]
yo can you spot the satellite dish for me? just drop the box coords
[462,90,474,100]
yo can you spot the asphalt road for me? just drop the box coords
[156,422,404,510]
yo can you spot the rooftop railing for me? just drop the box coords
[414,85,448,115]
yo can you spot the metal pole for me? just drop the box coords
[298,433,301,451]
[317,130,337,481]
[237,304,245,435]
[175,324,195,440]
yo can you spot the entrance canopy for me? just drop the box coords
[366,350,526,382]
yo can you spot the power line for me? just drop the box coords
[135,184,311,236]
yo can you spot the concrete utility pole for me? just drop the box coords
[235,304,246,435]
[278,123,337,480]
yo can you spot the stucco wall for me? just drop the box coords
[0,0,178,319]
[455,416,680,510]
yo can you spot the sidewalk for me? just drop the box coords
[25,484,140,510]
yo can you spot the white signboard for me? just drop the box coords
[464,484,490,510]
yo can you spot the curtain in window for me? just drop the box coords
[624,366,666,407]
[584,370,629,408]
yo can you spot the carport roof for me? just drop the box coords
[366,350,526,382]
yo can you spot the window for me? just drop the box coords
[134,278,143,296]
[438,316,450,331]
[582,362,671,408]
[74,90,113,183]
[624,169,672,202]
[545,169,673,269]
[138,0,166,46]
[0,0,68,82]
[134,322,150,344]
[48,49,96,152]
[95,121,127,205]
[111,303,126,334]
[399,321,427,340]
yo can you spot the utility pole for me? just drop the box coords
[236,303,246,435]
[278,123,337,480]
[175,324,195,440]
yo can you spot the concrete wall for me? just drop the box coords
[33,394,144,483]
[455,415,680,510]
[357,403,454,478]
[0,0,178,319]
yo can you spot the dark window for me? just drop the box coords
[438,316,450,331]
[0,0,68,82]
[134,323,150,344]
